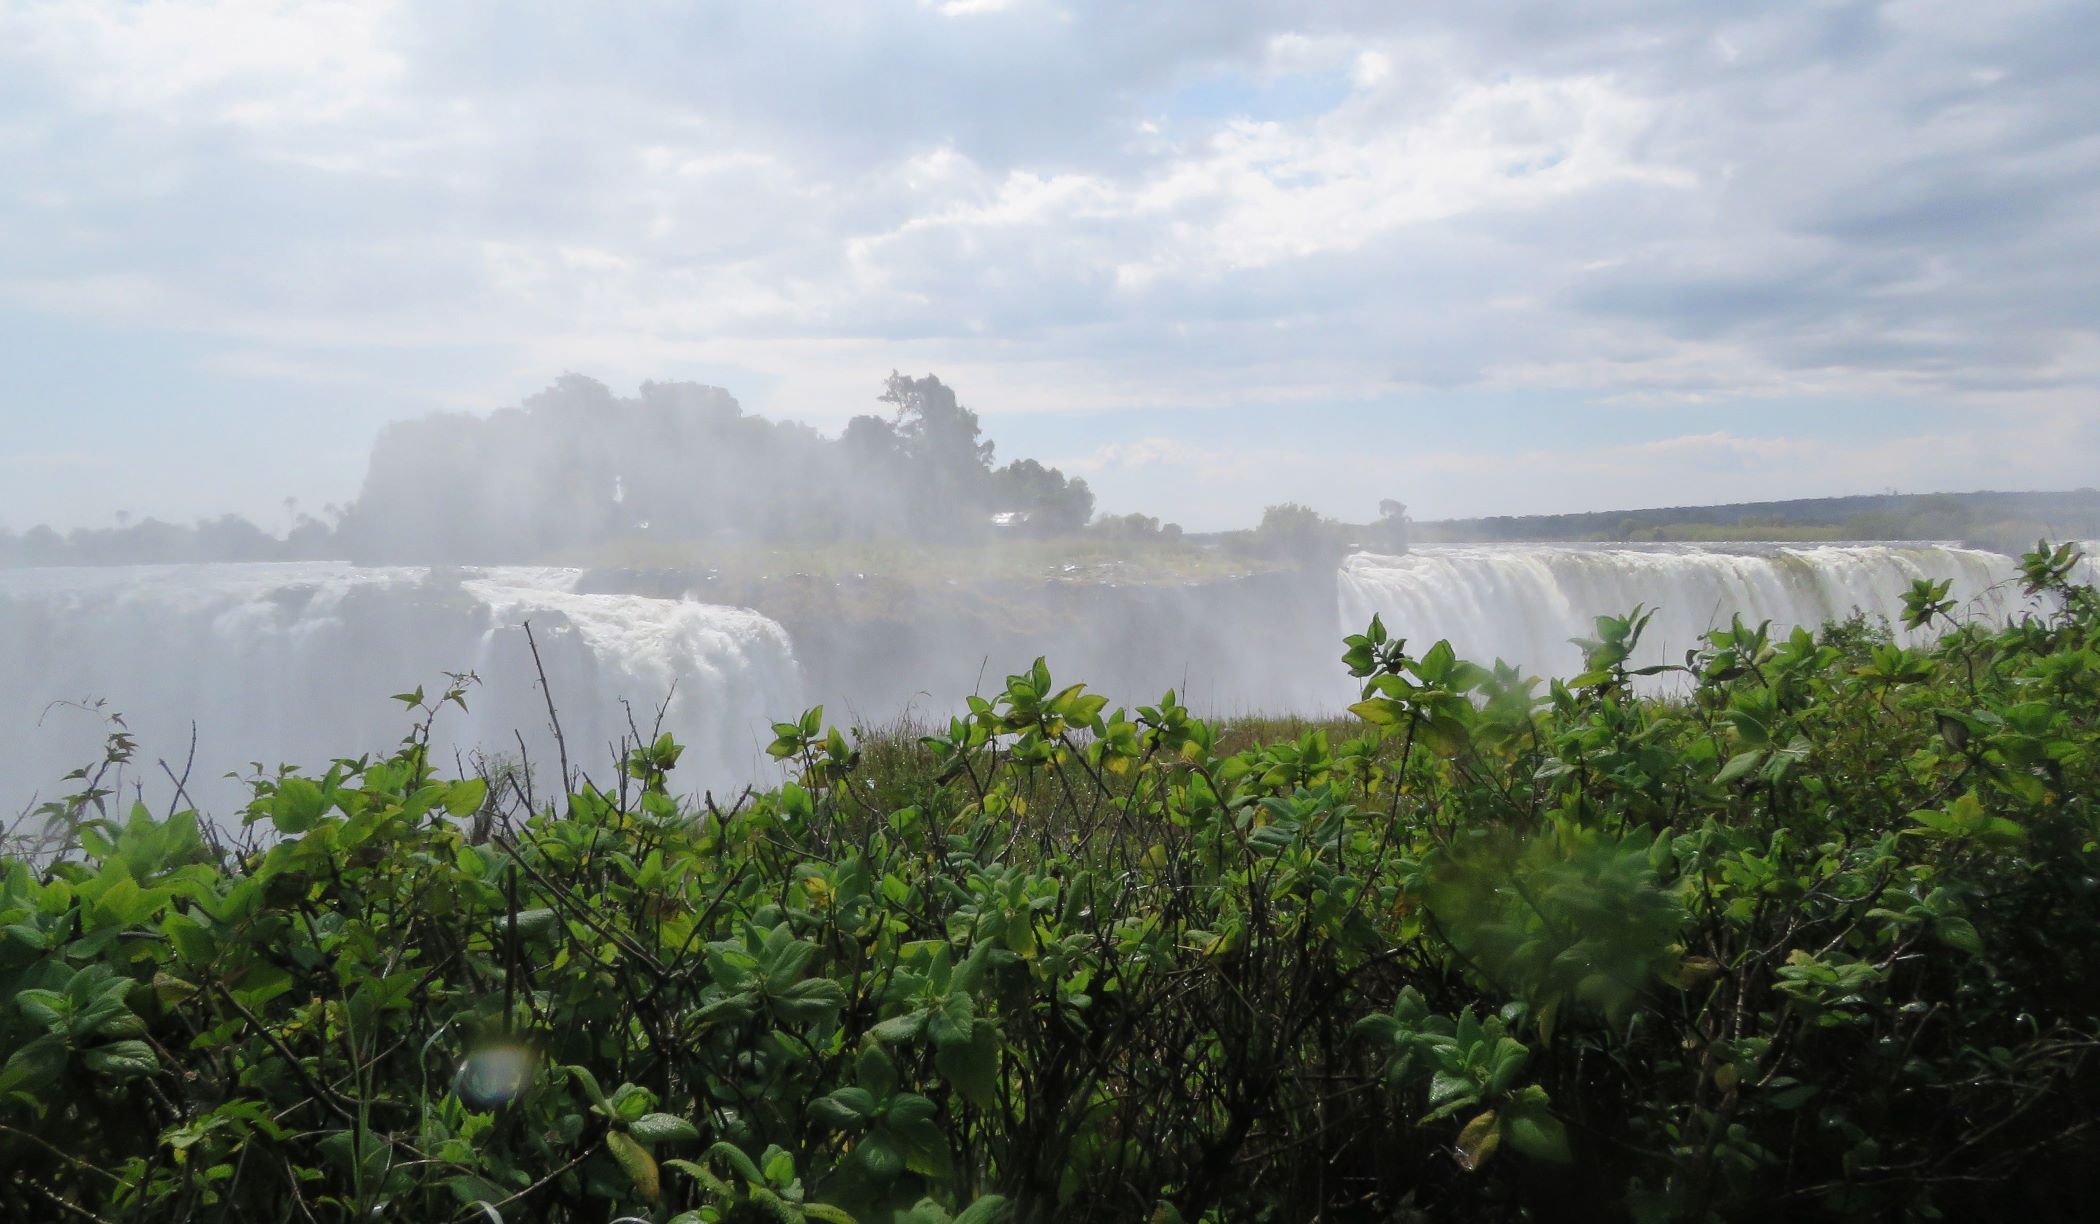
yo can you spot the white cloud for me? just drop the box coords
[0,0,2096,527]
[1127,73,1694,272]
[3,0,404,122]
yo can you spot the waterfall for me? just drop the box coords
[1338,543,2026,684]
[0,563,802,820]
[3,542,2063,817]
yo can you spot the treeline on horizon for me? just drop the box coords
[1419,488,2100,554]
[0,373,1120,569]
[6,375,2097,569]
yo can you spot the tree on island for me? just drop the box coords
[329,371,1098,560]
[1,372,1107,567]
[849,372,1094,538]
[1377,498,1412,553]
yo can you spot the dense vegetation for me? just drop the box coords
[339,373,1099,562]
[5,545,2098,1221]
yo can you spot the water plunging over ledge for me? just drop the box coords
[0,542,2061,817]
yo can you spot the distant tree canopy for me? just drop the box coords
[1091,512,1182,541]
[0,514,336,568]
[1376,499,1412,553]
[0,373,1101,567]
[331,372,1095,561]
[832,373,1096,541]
[1235,501,1351,566]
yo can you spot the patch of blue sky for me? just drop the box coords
[1150,67,1354,127]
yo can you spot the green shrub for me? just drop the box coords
[4,547,2098,1221]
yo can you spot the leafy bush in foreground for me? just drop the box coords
[4,545,2099,1221]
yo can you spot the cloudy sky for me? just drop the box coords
[3,0,2097,532]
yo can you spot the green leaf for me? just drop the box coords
[605,1130,661,1201]
[772,976,846,1024]
[811,1088,877,1128]
[273,777,328,833]
[608,1082,654,1123]
[152,972,199,1009]
[1455,1109,1501,1171]
[891,1110,953,1177]
[1716,750,1767,785]
[510,907,559,938]
[162,913,216,967]
[80,1039,158,1081]
[857,1044,900,1099]
[1502,1097,1572,1164]
[631,1113,701,1145]
[936,1024,1000,1109]
[929,993,976,1048]
[1417,640,1458,684]
[0,1032,68,1095]
[1428,1070,1476,1113]
[855,1131,904,1182]
[1725,709,1772,747]
[871,1011,929,1043]
[701,1141,765,1185]
[91,876,168,929]
[565,1065,612,1111]
[16,988,66,1030]
[665,1159,732,1199]
[1934,916,1983,956]
[1353,1013,1402,1044]
[444,778,490,818]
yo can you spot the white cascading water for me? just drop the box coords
[2,542,2062,818]
[1338,543,2027,685]
[0,564,802,820]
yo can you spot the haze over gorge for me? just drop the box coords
[0,376,2070,818]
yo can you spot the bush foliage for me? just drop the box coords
[5,545,2099,1221]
